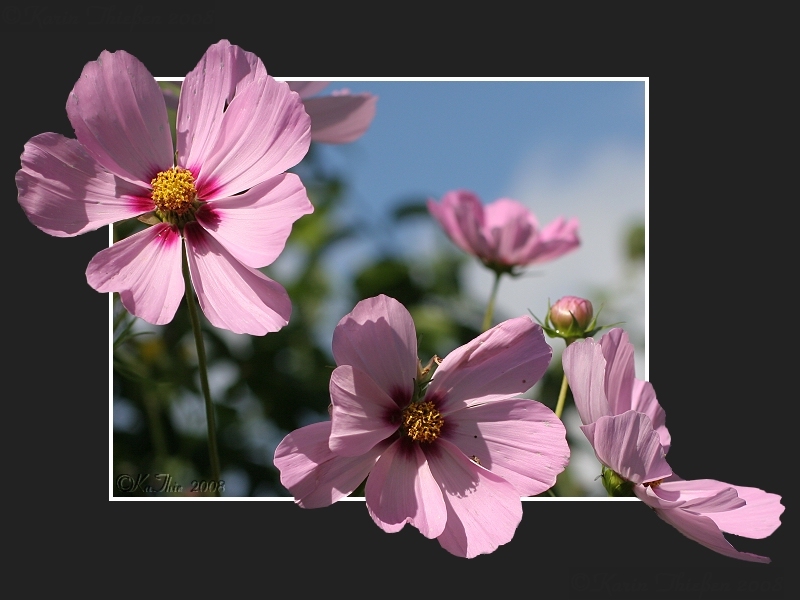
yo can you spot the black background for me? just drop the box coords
[3,8,790,598]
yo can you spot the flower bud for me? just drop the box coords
[549,296,594,331]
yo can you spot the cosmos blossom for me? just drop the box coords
[274,294,569,558]
[427,189,580,273]
[17,39,313,335]
[562,328,784,563]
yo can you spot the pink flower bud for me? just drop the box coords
[549,296,594,332]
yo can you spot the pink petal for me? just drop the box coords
[521,216,580,264]
[17,133,152,237]
[426,439,523,558]
[706,484,784,539]
[176,40,267,176]
[443,398,569,496]
[287,81,330,98]
[638,492,772,563]
[86,223,183,325]
[365,440,447,538]
[331,295,418,405]
[329,365,400,457]
[581,411,671,484]
[196,173,312,268]
[183,222,291,335]
[481,198,538,265]
[66,49,173,186]
[562,337,611,425]
[427,190,483,257]
[430,316,552,412]
[599,328,636,415]
[186,74,310,200]
[302,93,377,143]
[631,379,671,452]
[273,421,388,508]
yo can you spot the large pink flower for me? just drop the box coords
[274,294,569,558]
[427,189,580,273]
[16,39,313,335]
[563,328,784,563]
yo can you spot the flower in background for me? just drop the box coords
[17,39,313,335]
[286,82,377,144]
[274,294,569,558]
[427,189,580,275]
[562,328,784,563]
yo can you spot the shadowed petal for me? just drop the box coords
[365,440,447,538]
[274,421,388,508]
[581,411,671,484]
[331,295,417,404]
[17,133,152,237]
[176,39,267,175]
[183,222,291,335]
[444,398,569,496]
[431,316,551,412]
[187,74,310,200]
[329,365,399,457]
[196,173,312,268]
[631,379,671,452]
[562,337,611,425]
[287,81,330,98]
[86,223,183,325]
[427,439,523,558]
[302,93,377,143]
[67,49,173,186]
[599,328,636,415]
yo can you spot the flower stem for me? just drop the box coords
[554,371,570,420]
[182,241,222,496]
[481,271,503,332]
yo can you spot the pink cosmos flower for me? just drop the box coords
[16,39,313,335]
[286,82,377,144]
[274,294,569,558]
[563,328,784,563]
[427,189,580,273]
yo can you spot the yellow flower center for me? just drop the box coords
[151,167,197,215]
[400,400,444,443]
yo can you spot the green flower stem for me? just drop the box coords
[182,241,222,497]
[554,370,570,420]
[481,271,504,332]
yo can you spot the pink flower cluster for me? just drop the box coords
[274,295,569,558]
[563,328,784,563]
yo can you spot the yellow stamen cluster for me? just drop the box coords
[401,400,444,443]
[151,167,197,215]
